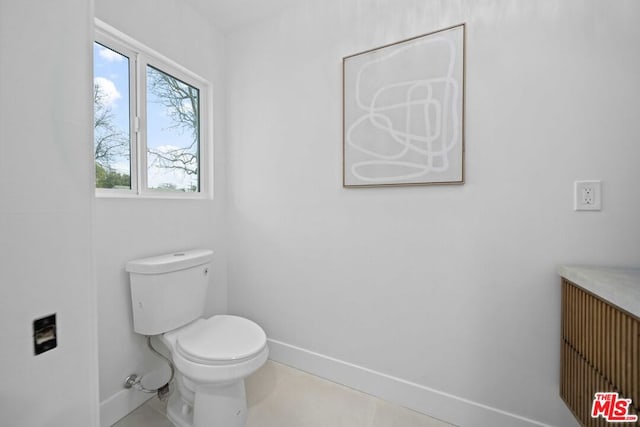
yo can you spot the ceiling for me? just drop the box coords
[187,0,298,33]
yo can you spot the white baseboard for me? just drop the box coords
[267,338,556,427]
[99,385,154,427]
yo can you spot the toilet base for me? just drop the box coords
[166,380,248,427]
[166,392,193,427]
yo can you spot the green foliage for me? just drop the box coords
[153,182,198,192]
[95,163,130,189]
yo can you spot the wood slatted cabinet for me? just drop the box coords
[559,266,640,427]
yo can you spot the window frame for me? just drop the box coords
[94,19,213,199]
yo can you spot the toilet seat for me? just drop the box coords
[174,315,266,365]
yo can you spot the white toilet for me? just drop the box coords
[126,249,268,427]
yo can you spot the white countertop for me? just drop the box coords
[558,266,640,318]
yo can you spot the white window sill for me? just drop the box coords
[95,189,212,200]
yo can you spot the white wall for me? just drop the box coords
[226,1,640,426]
[93,0,228,422]
[0,0,99,426]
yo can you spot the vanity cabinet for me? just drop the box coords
[559,267,640,426]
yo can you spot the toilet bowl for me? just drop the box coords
[161,315,268,427]
[126,250,268,427]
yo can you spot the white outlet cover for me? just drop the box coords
[574,180,602,211]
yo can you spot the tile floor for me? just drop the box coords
[113,361,454,427]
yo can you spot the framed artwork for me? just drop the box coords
[343,24,465,187]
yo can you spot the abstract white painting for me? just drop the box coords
[343,24,465,187]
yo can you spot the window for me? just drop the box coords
[93,20,211,198]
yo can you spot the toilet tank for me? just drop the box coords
[126,249,213,335]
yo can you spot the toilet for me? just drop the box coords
[126,249,268,427]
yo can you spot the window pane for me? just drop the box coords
[146,65,200,192]
[93,42,131,189]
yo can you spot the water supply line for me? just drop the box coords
[124,336,175,400]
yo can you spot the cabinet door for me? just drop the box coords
[560,278,639,426]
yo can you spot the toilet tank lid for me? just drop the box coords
[126,249,213,274]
